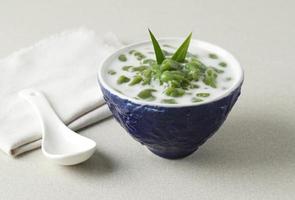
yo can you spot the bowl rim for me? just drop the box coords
[98,37,244,108]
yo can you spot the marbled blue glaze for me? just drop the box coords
[99,83,242,159]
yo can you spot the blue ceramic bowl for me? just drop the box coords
[98,38,244,159]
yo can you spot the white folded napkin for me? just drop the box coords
[0,28,122,156]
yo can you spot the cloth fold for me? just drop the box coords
[0,28,121,156]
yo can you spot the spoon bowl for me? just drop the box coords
[42,128,96,165]
[19,89,96,165]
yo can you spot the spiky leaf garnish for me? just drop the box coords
[171,32,192,62]
[148,29,166,64]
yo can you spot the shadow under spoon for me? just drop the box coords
[19,89,96,165]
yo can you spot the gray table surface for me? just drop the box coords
[1,0,294,199]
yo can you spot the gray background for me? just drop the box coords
[0,0,294,199]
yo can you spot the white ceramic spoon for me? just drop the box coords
[19,89,96,165]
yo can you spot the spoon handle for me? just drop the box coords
[19,89,64,131]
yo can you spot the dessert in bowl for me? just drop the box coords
[98,32,243,159]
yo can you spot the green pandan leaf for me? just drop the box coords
[171,33,192,62]
[148,29,166,64]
